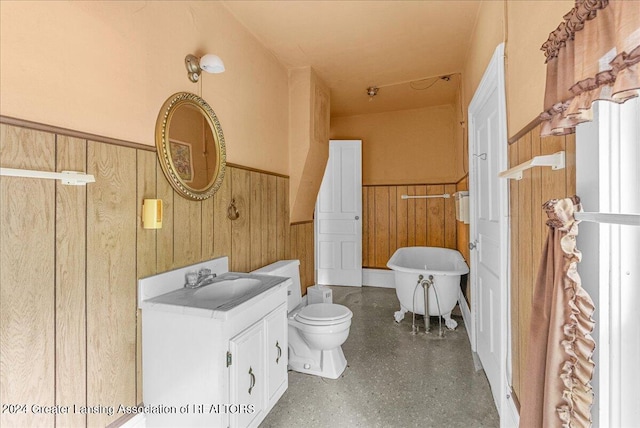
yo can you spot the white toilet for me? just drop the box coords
[252,260,353,379]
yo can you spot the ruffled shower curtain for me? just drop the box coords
[519,197,596,428]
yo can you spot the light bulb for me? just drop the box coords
[199,54,225,74]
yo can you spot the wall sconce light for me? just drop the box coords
[142,199,163,229]
[185,54,225,83]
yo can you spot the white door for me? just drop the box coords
[468,43,510,419]
[316,140,362,286]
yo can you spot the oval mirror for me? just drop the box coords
[156,92,226,200]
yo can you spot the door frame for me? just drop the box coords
[468,43,515,425]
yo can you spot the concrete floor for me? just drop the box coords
[261,286,499,428]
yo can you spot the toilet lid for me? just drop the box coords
[296,303,352,325]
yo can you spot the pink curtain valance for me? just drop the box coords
[539,0,640,137]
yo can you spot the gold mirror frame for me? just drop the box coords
[155,92,226,200]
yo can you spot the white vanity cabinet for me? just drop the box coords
[139,262,289,428]
[229,321,265,428]
[265,304,288,402]
[228,303,287,428]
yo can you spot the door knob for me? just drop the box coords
[355,216,360,220]
[469,241,478,250]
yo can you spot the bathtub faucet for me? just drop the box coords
[421,275,445,337]
[419,275,434,333]
[410,275,425,335]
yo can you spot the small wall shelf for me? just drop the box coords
[499,151,565,180]
[0,168,95,185]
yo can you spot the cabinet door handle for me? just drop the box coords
[276,341,282,364]
[248,366,256,395]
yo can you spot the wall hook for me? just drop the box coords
[227,198,240,220]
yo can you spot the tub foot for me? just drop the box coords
[393,308,407,323]
[442,312,458,330]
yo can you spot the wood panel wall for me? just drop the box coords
[508,124,576,405]
[0,126,56,428]
[362,183,458,269]
[0,122,314,427]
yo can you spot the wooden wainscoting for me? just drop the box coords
[0,121,314,427]
[509,124,576,405]
[362,183,458,269]
[290,221,315,295]
[0,125,57,428]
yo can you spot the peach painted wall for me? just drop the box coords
[461,0,574,138]
[288,67,330,223]
[330,105,462,185]
[461,1,505,117]
[505,0,574,137]
[0,1,289,175]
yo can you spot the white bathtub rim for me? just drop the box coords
[387,246,469,276]
[387,264,469,276]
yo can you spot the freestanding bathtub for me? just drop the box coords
[387,247,469,329]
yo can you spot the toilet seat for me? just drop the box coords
[295,303,352,326]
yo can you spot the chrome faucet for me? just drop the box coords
[185,268,217,288]
[195,273,217,287]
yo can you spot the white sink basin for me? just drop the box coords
[143,272,288,315]
[194,278,261,302]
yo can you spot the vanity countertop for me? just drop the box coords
[141,272,290,320]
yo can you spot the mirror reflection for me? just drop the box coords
[156,92,226,200]
[168,104,218,190]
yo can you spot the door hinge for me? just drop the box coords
[226,351,232,367]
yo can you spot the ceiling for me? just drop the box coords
[223,1,480,118]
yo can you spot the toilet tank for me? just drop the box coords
[251,260,302,312]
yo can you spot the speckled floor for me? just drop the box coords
[260,286,499,428]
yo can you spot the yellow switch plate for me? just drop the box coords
[142,199,163,229]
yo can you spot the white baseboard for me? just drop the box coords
[362,269,395,288]
[458,289,473,349]
[501,390,520,428]
[471,351,483,372]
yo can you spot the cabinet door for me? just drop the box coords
[229,321,264,428]
[265,304,288,404]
